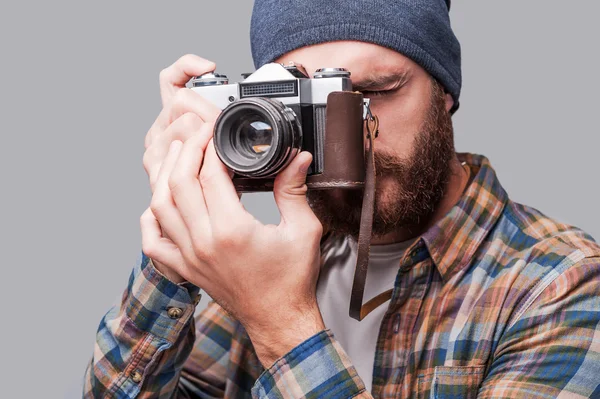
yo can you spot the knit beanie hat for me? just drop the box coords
[250,0,462,112]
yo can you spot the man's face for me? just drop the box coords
[275,41,456,239]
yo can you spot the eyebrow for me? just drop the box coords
[352,71,410,92]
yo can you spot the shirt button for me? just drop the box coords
[131,370,142,383]
[167,307,183,319]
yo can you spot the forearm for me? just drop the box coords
[83,253,200,398]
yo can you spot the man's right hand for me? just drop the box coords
[143,54,221,283]
[143,54,221,193]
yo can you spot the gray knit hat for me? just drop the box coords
[250,0,462,111]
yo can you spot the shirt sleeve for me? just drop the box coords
[251,329,373,399]
[478,256,600,398]
[83,252,234,398]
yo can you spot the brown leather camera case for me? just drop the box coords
[232,91,366,192]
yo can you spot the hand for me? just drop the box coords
[142,54,221,282]
[143,54,221,193]
[140,136,326,367]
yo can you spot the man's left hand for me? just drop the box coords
[140,135,326,367]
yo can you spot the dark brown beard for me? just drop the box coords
[307,79,455,239]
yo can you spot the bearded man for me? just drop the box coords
[84,1,600,398]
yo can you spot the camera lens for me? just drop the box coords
[214,98,302,178]
[234,116,273,157]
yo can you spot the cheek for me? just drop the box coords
[377,175,397,192]
[371,97,425,159]
[376,177,403,206]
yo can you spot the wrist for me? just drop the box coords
[150,258,186,284]
[127,254,200,343]
[245,307,326,367]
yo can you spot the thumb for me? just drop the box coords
[273,151,315,226]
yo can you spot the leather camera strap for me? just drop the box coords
[348,156,475,320]
[349,116,378,321]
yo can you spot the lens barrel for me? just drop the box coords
[214,97,302,178]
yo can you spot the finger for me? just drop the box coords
[169,127,213,243]
[150,141,195,257]
[146,89,220,149]
[144,113,207,191]
[159,54,216,107]
[199,139,248,224]
[140,207,188,277]
[273,151,318,227]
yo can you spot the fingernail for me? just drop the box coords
[299,152,312,174]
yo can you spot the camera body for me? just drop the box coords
[191,63,368,192]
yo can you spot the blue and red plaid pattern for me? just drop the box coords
[84,153,600,398]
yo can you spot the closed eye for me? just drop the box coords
[353,71,409,98]
[362,87,400,98]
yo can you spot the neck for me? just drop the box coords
[370,154,469,245]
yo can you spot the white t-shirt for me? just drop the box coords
[316,235,414,392]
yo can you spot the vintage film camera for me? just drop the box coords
[191,63,370,192]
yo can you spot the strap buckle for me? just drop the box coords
[363,99,379,139]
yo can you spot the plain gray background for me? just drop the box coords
[0,1,598,397]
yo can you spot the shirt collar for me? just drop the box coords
[400,153,508,281]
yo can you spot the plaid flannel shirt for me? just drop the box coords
[84,153,600,398]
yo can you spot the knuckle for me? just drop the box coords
[159,67,171,85]
[150,197,168,217]
[178,53,197,65]
[291,221,322,243]
[192,244,210,261]
[170,89,194,112]
[143,147,162,177]
[145,126,156,149]
[309,222,324,239]
[199,169,216,187]
[167,171,187,194]
[292,183,309,197]
[213,223,251,248]
[142,243,159,261]
[212,228,239,249]
[277,184,308,200]
[141,207,153,219]
[139,209,152,225]
[141,236,158,259]
[142,151,152,173]
[173,87,192,104]
[179,112,202,130]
